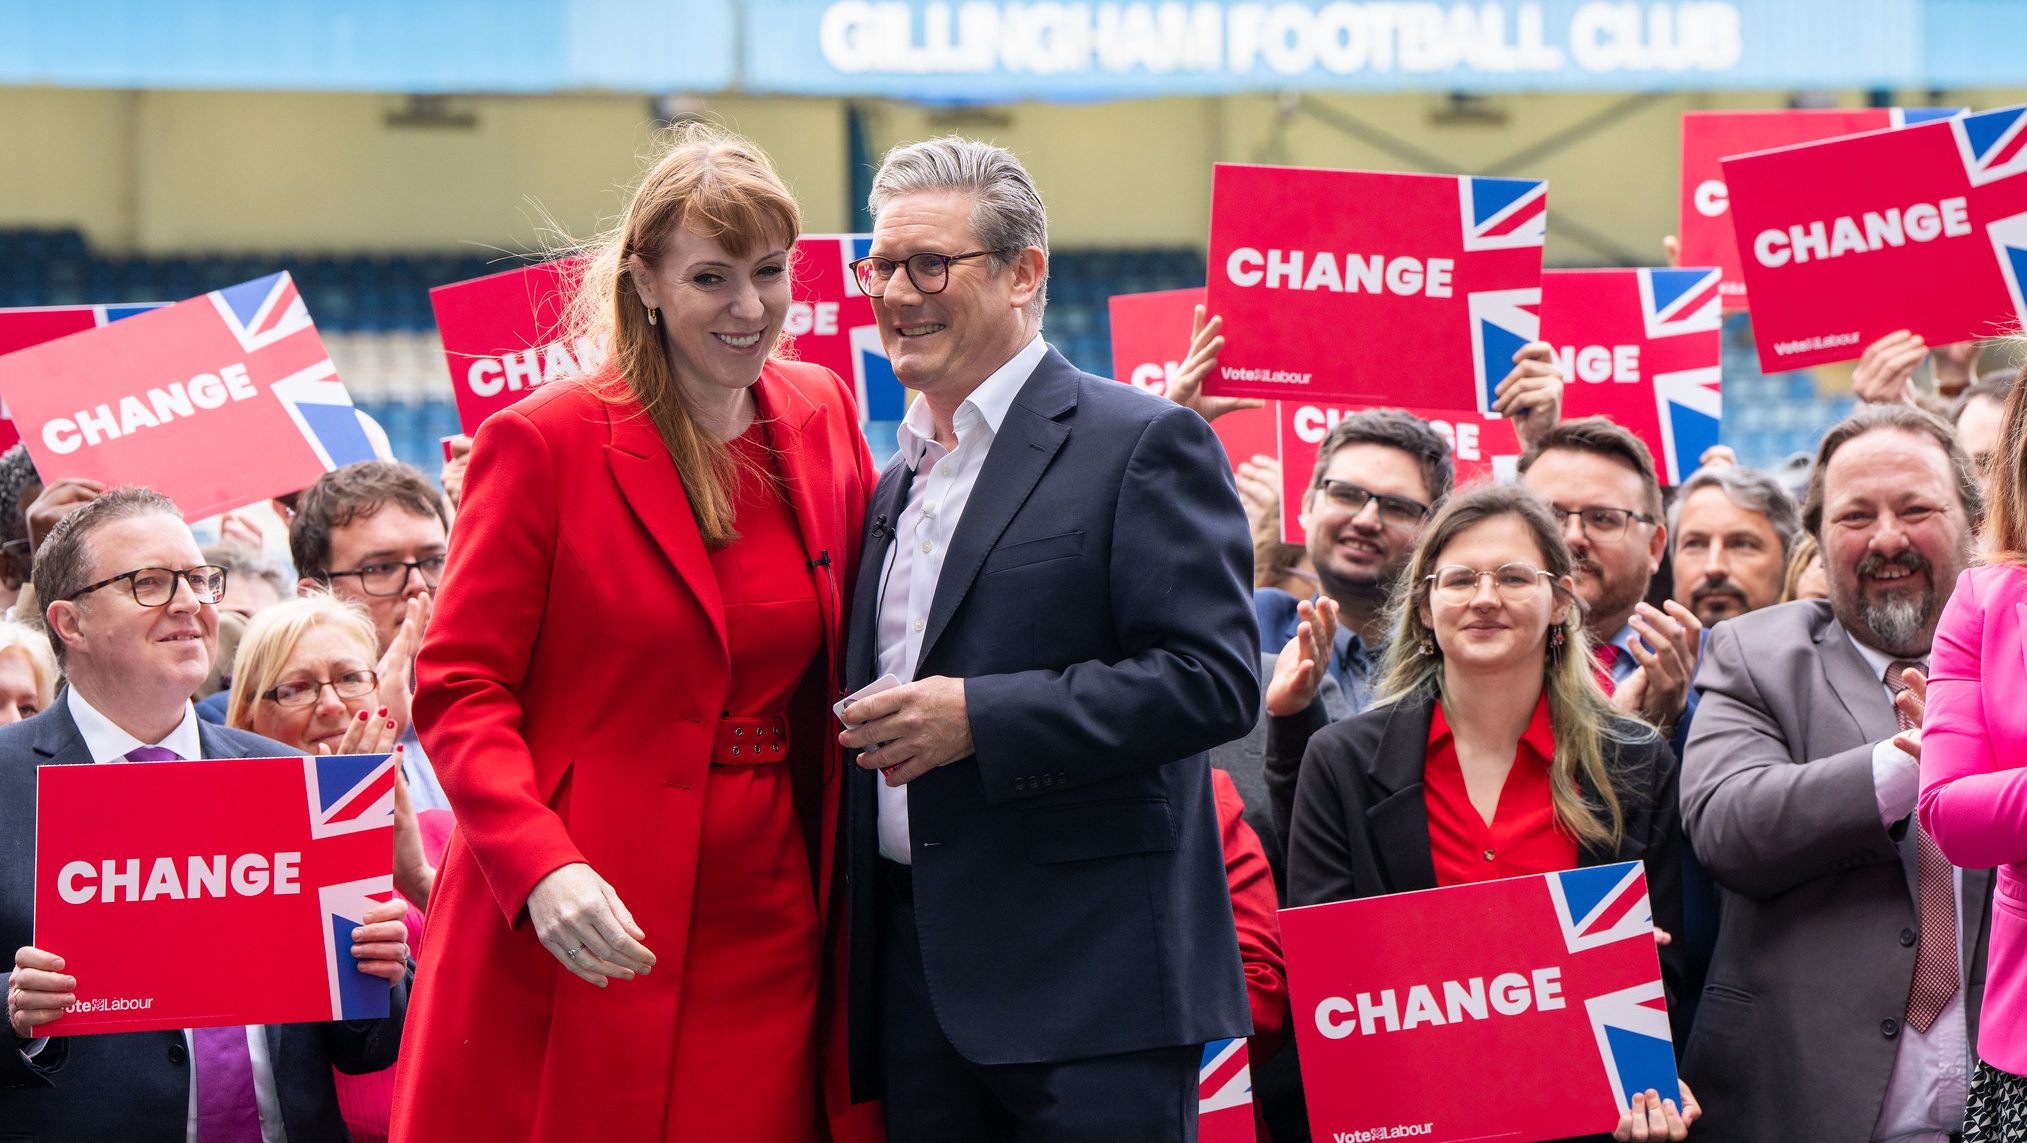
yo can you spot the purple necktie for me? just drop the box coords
[121,747,264,1142]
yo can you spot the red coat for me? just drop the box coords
[390,361,881,1142]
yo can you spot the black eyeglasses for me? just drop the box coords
[1548,504,1657,542]
[262,668,380,709]
[1315,480,1431,529]
[67,565,228,607]
[322,555,445,597]
[848,250,999,298]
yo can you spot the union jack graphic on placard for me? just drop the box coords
[1461,177,1549,252]
[1469,287,1541,416]
[1196,1037,1255,1142]
[1638,269,1722,340]
[1953,105,2027,188]
[1547,863,1656,954]
[1587,981,1679,1115]
[320,876,398,1021]
[213,273,377,470]
[302,752,399,839]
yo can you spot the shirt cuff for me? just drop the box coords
[21,1035,47,1059]
[1871,737,1920,828]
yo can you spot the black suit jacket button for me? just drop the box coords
[1881,1018,1900,1039]
[1900,928,1918,947]
[167,1040,188,1065]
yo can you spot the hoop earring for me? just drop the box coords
[646,307,660,327]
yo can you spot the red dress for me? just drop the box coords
[664,425,825,1139]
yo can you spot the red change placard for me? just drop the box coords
[1197,1038,1254,1142]
[1540,268,1723,484]
[1107,286,1275,469]
[0,274,377,520]
[0,304,167,453]
[788,234,906,424]
[1278,399,1519,546]
[1204,164,1546,414]
[1725,104,2027,372]
[1679,108,1960,311]
[1283,862,1676,1143]
[429,259,598,435]
[34,754,397,1036]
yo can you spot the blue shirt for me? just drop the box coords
[1254,587,1382,713]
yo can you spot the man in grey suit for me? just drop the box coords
[3,487,410,1142]
[1682,404,1993,1142]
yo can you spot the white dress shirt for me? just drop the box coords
[873,334,1047,864]
[1845,634,1969,1142]
[33,688,291,1143]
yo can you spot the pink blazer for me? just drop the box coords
[1922,562,2027,1074]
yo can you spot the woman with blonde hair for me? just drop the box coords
[391,123,880,1142]
[1286,482,1697,1140]
[0,618,56,725]
[229,594,440,1143]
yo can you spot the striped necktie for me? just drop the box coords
[1886,659,1958,1033]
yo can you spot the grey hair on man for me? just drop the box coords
[1667,465,1804,560]
[868,135,1051,316]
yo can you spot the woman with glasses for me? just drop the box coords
[391,123,881,1143]
[0,619,55,726]
[1285,483,1698,1141]
[226,593,441,1143]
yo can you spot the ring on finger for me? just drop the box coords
[565,946,583,960]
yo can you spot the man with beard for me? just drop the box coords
[1255,410,1454,858]
[1680,404,1994,1142]
[1668,465,1801,627]
[1518,417,1703,734]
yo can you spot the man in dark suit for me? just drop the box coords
[836,137,1260,1140]
[2,487,409,1142]
[1682,405,1992,1142]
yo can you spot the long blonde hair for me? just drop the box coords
[566,122,802,549]
[1374,483,1651,849]
[226,594,380,735]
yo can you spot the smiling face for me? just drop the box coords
[1521,448,1664,640]
[1418,513,1572,675]
[1299,443,1433,602]
[57,512,216,703]
[248,620,380,753]
[314,504,447,654]
[628,222,791,404]
[1820,428,1972,657]
[867,189,1043,403]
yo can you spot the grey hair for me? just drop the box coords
[1667,465,1804,561]
[868,135,1050,315]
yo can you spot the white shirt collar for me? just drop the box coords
[66,687,203,764]
[896,333,1048,471]
[1843,628,1924,684]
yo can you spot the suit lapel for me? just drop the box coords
[915,354,1075,671]
[603,400,729,666]
[847,457,915,692]
[1818,618,1899,744]
[1364,698,1439,893]
[30,692,93,766]
[195,720,251,761]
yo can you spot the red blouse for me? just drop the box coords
[1424,692,1578,887]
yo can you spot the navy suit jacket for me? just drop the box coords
[844,346,1261,1097]
[0,698,406,1142]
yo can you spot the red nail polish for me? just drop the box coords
[387,720,396,730]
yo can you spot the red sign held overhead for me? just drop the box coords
[0,304,168,453]
[429,259,599,436]
[1539,268,1723,484]
[1204,164,1546,414]
[34,754,397,1036]
[1278,400,1520,546]
[1282,863,1677,1143]
[1678,108,1960,311]
[1107,287,1275,470]
[1724,104,2027,372]
[0,274,377,520]
[787,234,906,423]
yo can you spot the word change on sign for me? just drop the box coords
[1278,400,1519,545]
[0,274,376,520]
[1678,107,1961,310]
[1725,103,2027,372]
[1283,862,1677,1142]
[34,753,398,1035]
[1107,286,1275,469]
[430,259,603,435]
[1540,268,1722,484]
[788,234,906,424]
[0,304,167,452]
[1205,163,1546,413]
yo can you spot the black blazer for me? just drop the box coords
[0,697,407,1142]
[1285,689,1688,1027]
[844,346,1260,1097]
